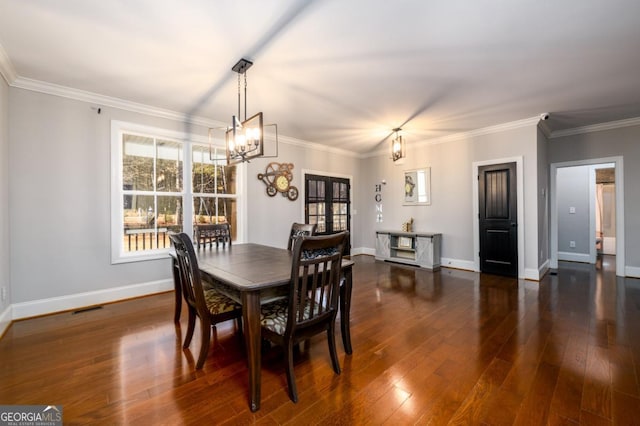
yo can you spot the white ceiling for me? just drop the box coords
[1,0,640,154]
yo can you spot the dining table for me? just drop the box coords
[171,243,354,412]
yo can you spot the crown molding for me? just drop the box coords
[365,116,542,158]
[9,75,359,158]
[0,42,17,85]
[11,76,228,129]
[549,116,640,138]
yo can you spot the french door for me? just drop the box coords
[305,174,351,254]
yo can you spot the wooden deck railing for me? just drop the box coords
[124,225,182,252]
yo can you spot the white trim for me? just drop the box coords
[353,247,375,256]
[524,268,542,281]
[0,305,11,337]
[589,166,597,264]
[367,117,541,158]
[110,120,245,263]
[0,42,17,85]
[441,257,476,272]
[550,156,625,276]
[13,77,226,129]
[625,266,640,278]
[550,117,640,138]
[538,259,550,279]
[11,279,174,320]
[10,76,358,159]
[557,252,592,263]
[472,157,525,278]
[4,74,640,158]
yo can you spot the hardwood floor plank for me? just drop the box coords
[2,255,640,424]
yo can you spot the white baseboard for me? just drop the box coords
[440,258,476,272]
[0,305,11,338]
[351,247,375,256]
[557,251,591,263]
[11,279,174,320]
[537,259,550,279]
[625,266,640,278]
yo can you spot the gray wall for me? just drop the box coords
[556,165,591,258]
[549,124,640,268]
[0,76,9,323]
[8,88,204,305]
[244,141,361,250]
[360,124,542,279]
[8,87,361,313]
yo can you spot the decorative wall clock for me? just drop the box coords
[257,162,299,201]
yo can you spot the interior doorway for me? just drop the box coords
[594,166,616,256]
[550,156,625,276]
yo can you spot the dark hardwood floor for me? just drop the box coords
[1,255,639,424]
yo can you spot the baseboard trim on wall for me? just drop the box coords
[440,258,475,272]
[625,266,640,278]
[0,305,11,339]
[537,259,550,280]
[352,247,375,256]
[557,252,591,264]
[11,279,174,321]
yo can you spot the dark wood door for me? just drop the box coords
[479,162,518,277]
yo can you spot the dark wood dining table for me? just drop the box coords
[171,243,354,412]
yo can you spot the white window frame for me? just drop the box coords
[110,120,246,264]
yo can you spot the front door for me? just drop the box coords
[479,162,518,277]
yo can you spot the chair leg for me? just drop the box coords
[285,338,299,403]
[236,315,243,336]
[183,307,197,348]
[196,318,212,370]
[327,322,341,375]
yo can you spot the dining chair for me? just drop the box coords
[194,223,232,250]
[261,231,348,402]
[287,222,317,250]
[169,232,242,369]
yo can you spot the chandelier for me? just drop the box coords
[225,58,264,164]
[391,127,406,162]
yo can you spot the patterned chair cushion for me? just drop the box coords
[260,298,329,335]
[203,288,241,315]
[301,247,338,260]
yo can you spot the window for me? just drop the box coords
[192,145,238,241]
[111,121,239,263]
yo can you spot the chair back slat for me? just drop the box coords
[169,232,208,316]
[287,232,347,335]
[194,223,232,250]
[287,223,317,250]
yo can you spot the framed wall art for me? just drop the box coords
[403,167,431,205]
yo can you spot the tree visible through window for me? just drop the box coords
[121,134,183,252]
[111,122,238,263]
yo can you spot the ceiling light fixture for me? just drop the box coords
[391,128,406,162]
[225,58,264,165]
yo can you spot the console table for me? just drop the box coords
[375,231,442,270]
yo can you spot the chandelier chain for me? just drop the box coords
[244,73,248,121]
[237,72,241,120]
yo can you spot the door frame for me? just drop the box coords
[550,156,625,276]
[472,157,525,279]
